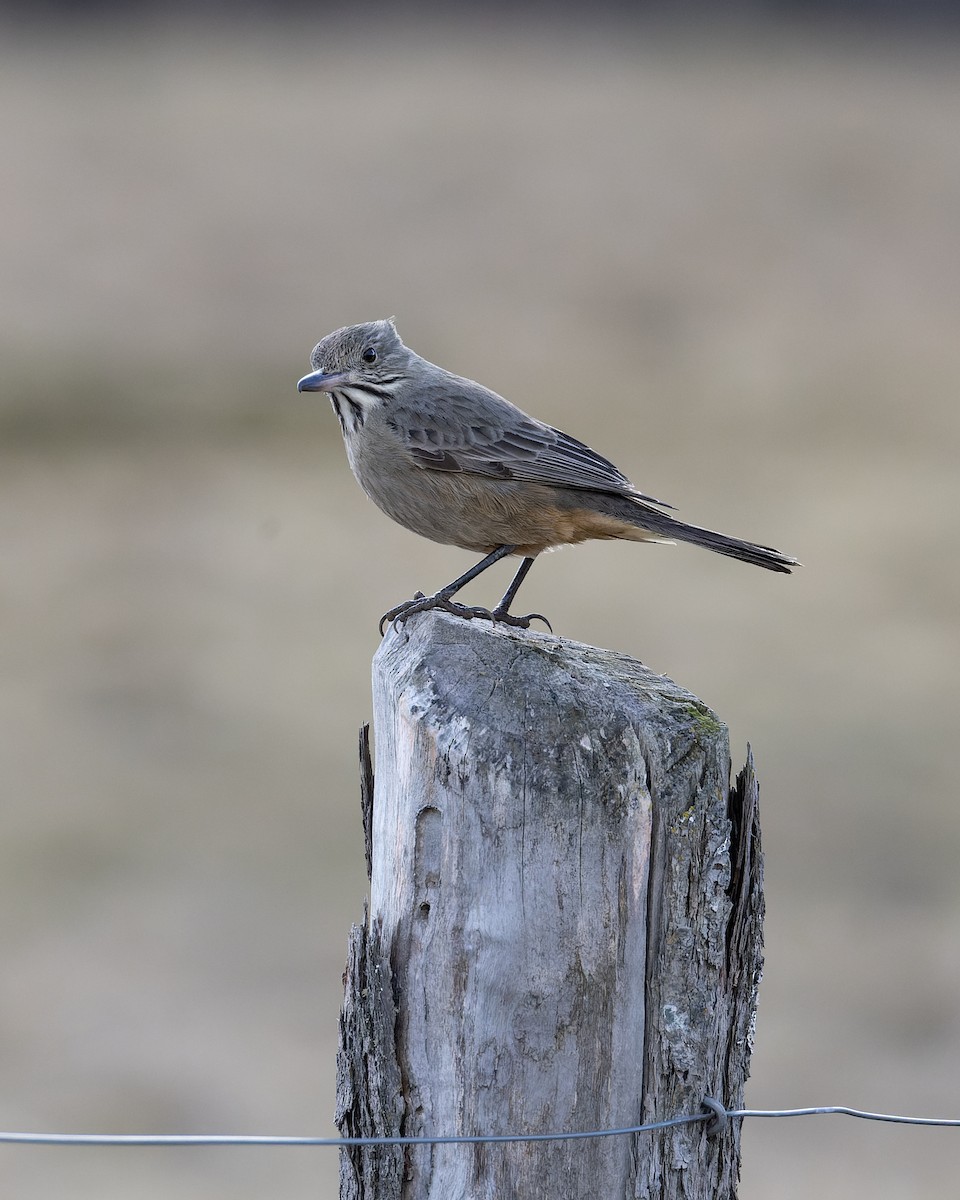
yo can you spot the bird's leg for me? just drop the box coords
[490,556,552,632]
[380,547,553,633]
[380,545,517,633]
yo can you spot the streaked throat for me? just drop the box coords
[329,388,371,436]
[329,377,401,437]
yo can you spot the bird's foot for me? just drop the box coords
[379,593,487,634]
[490,606,553,633]
[380,594,552,635]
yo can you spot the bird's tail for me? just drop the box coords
[653,515,798,573]
[588,493,799,573]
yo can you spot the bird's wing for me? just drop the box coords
[388,379,674,507]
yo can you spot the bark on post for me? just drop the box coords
[337,611,763,1199]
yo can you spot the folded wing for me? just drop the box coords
[388,380,674,509]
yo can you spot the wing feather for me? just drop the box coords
[388,379,673,507]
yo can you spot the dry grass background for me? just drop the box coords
[1,15,959,1198]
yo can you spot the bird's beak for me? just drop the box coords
[297,369,351,393]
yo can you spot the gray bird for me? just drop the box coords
[297,319,797,631]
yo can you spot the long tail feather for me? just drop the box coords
[634,505,797,573]
[660,519,797,572]
[582,491,799,573]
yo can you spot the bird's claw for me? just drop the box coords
[379,595,484,632]
[380,595,553,635]
[379,607,399,635]
[491,608,553,633]
[379,592,431,635]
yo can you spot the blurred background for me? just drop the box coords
[1,4,958,1197]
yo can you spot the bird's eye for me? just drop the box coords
[361,346,377,364]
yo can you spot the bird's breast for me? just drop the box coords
[342,426,596,555]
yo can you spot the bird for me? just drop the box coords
[297,319,798,632]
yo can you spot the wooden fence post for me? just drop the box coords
[337,611,763,1199]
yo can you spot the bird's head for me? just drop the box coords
[297,319,410,406]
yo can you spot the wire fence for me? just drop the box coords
[2,1099,959,1148]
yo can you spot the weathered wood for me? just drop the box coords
[337,611,764,1199]
[336,909,404,1200]
[358,723,375,883]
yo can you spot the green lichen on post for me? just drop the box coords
[677,700,724,738]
